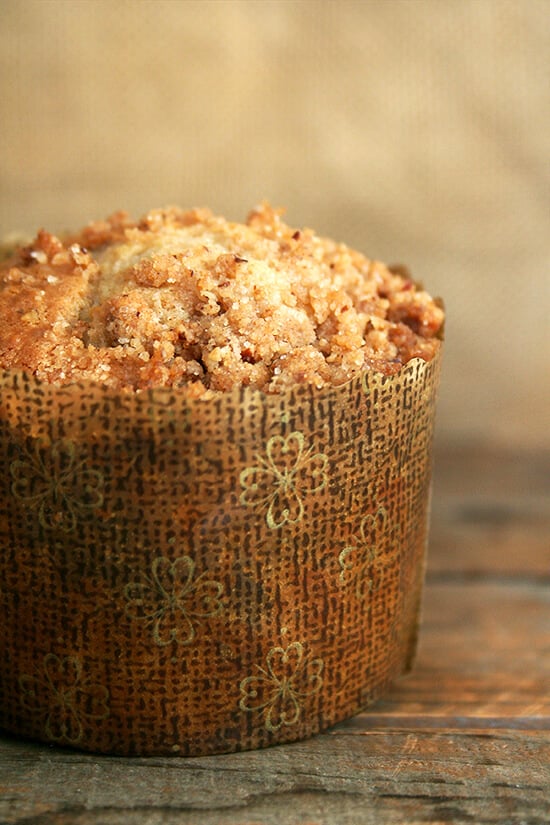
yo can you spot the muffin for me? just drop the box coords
[0,204,443,755]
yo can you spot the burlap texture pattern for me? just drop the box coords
[0,350,441,755]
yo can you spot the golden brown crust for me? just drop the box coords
[0,204,444,392]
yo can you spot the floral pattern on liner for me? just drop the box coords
[239,431,329,529]
[18,654,109,745]
[9,438,104,532]
[239,641,324,732]
[124,555,224,647]
[338,507,396,601]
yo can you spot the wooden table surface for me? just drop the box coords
[1,442,549,825]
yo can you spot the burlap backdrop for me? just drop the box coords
[0,0,548,446]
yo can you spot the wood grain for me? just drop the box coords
[0,444,549,825]
[429,442,550,577]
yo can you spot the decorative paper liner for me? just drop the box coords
[0,349,442,756]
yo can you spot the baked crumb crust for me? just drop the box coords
[0,204,444,393]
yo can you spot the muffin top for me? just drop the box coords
[0,204,443,394]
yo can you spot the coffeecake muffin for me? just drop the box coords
[0,204,443,391]
[0,204,444,756]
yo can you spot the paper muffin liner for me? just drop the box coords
[0,348,442,756]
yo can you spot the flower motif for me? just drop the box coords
[124,555,224,647]
[10,438,104,532]
[239,641,324,732]
[239,431,329,529]
[338,507,394,601]
[18,654,109,745]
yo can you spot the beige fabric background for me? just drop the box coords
[1,0,548,447]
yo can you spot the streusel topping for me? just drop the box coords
[0,204,443,393]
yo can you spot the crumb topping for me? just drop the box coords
[0,204,444,393]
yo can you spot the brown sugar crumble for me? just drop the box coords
[0,204,444,394]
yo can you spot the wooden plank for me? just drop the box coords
[429,443,550,576]
[342,581,550,731]
[1,580,549,825]
[0,730,548,825]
